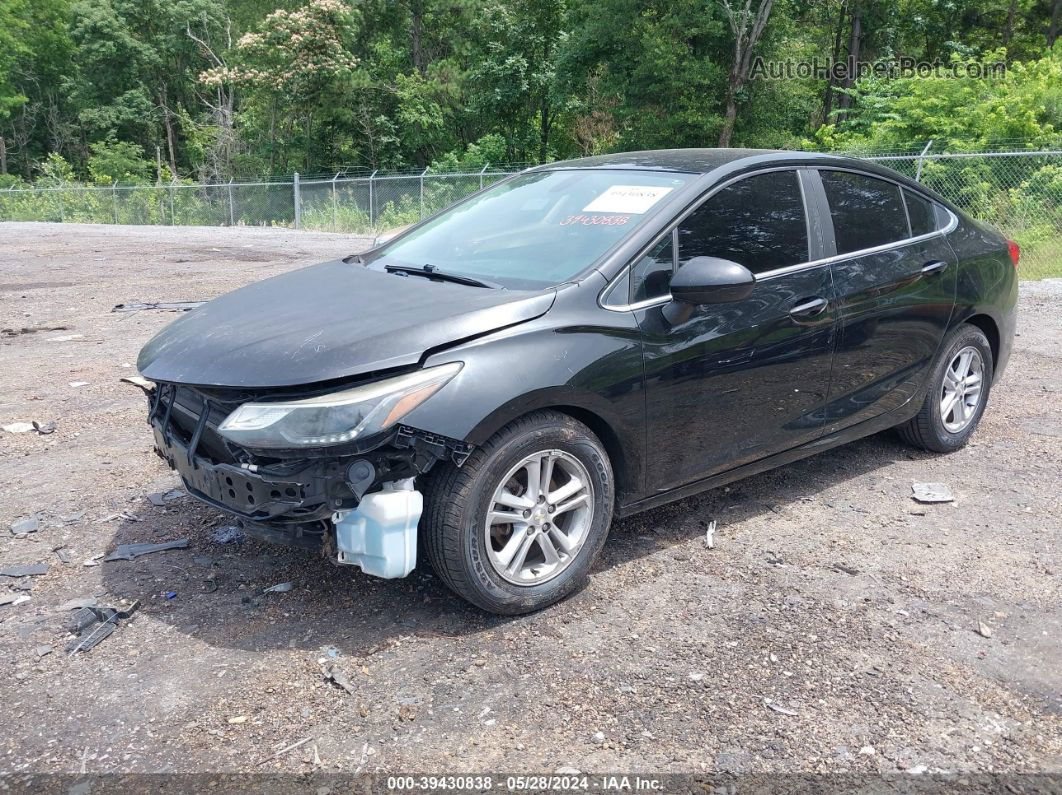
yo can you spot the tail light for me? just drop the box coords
[1007,239,1021,268]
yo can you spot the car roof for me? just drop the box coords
[530,147,956,209]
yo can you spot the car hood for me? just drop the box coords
[137,259,556,388]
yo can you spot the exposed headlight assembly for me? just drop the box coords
[217,362,461,448]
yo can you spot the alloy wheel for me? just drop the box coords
[484,449,595,586]
[940,345,984,433]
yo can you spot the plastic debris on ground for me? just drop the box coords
[763,698,800,716]
[0,562,50,577]
[323,664,356,695]
[58,596,98,611]
[1,422,35,433]
[9,516,39,536]
[262,582,293,594]
[147,489,185,507]
[105,539,188,561]
[0,593,31,607]
[911,482,955,503]
[211,525,245,544]
[66,601,141,654]
[704,520,717,549]
[112,301,204,313]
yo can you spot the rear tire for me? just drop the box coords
[897,324,994,453]
[421,410,614,615]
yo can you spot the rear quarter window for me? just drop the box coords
[820,170,909,255]
[904,188,945,237]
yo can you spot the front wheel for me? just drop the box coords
[897,323,994,453]
[421,410,614,614]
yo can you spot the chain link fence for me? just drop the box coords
[1,150,1059,279]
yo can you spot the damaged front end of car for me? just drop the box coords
[125,367,472,576]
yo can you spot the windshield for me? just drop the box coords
[368,169,690,289]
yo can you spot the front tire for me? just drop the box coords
[898,324,994,453]
[422,410,614,614]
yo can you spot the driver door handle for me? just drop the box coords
[789,296,828,320]
[921,260,948,275]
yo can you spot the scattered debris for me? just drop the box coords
[592,731,606,743]
[164,591,177,600]
[54,547,73,564]
[859,746,876,756]
[68,381,89,388]
[147,489,185,507]
[66,601,141,654]
[104,539,188,561]
[0,562,50,577]
[258,736,313,766]
[324,665,356,695]
[112,301,204,314]
[912,482,954,503]
[977,621,993,638]
[60,511,85,524]
[10,516,39,535]
[35,645,53,659]
[228,716,248,725]
[212,525,245,544]
[704,520,717,549]
[1,324,69,338]
[32,420,57,435]
[83,554,104,567]
[688,672,705,682]
[1,422,35,433]
[45,333,84,342]
[763,698,799,716]
[58,596,98,611]
[834,562,860,575]
[262,581,293,594]
[0,594,31,607]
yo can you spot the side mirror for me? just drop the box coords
[670,256,755,305]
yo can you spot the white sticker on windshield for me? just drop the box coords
[583,185,673,214]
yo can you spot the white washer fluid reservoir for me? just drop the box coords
[333,479,422,579]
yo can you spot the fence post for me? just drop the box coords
[228,178,235,226]
[169,179,176,225]
[293,172,301,229]
[480,164,488,189]
[419,166,428,220]
[112,183,119,224]
[332,172,340,231]
[915,140,933,182]
[368,170,377,228]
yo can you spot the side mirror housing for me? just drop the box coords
[670,256,755,305]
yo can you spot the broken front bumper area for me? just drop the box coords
[142,381,472,542]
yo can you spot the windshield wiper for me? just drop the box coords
[384,263,500,289]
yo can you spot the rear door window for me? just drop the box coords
[820,170,909,255]
[676,171,809,275]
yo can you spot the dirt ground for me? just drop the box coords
[1,221,1060,777]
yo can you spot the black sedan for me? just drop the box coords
[136,149,1019,614]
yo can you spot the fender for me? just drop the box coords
[398,281,648,500]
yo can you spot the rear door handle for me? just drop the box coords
[921,260,948,275]
[789,296,828,320]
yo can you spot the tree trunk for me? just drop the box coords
[717,0,775,147]
[410,0,427,76]
[822,0,848,125]
[1049,0,1060,47]
[1003,0,1018,49]
[0,136,6,175]
[159,86,178,177]
[835,2,861,120]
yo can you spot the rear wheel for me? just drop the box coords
[897,324,994,453]
[421,410,614,614]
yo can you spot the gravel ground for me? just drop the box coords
[1,222,1060,776]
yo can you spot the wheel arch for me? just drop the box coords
[463,391,641,503]
[957,312,1000,373]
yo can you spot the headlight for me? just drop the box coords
[217,362,462,448]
